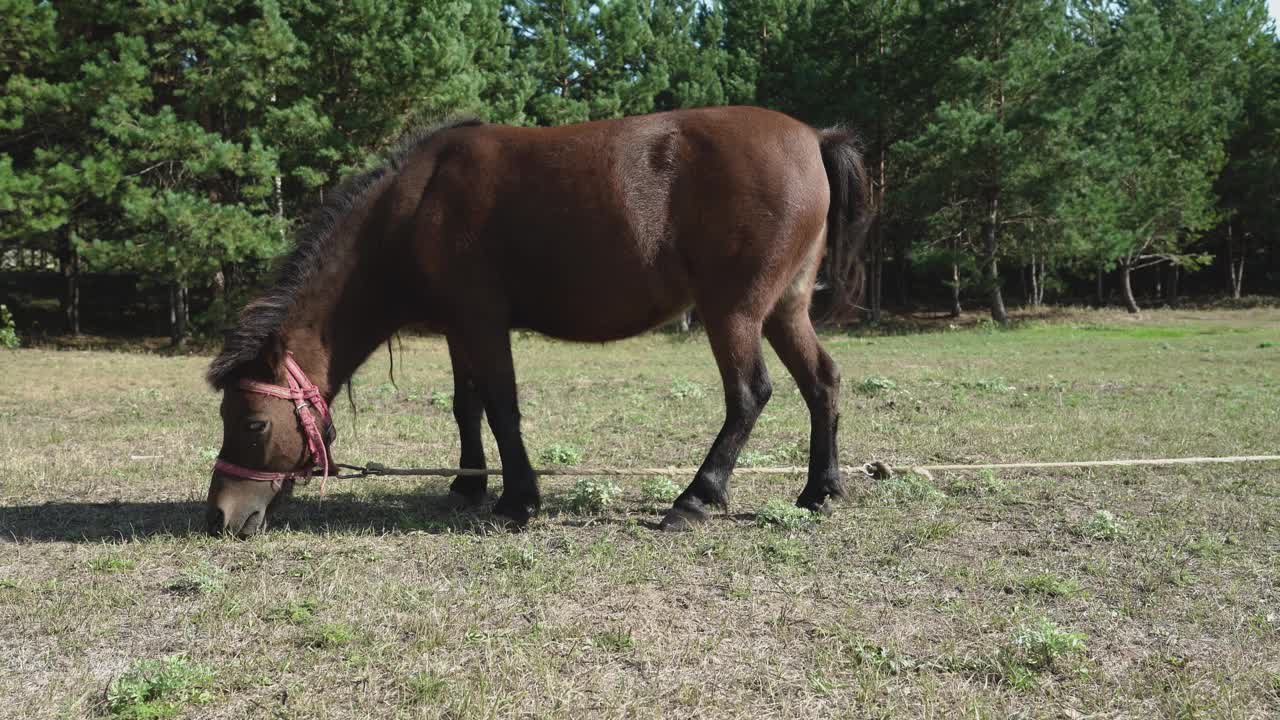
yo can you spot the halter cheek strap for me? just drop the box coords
[213,352,334,493]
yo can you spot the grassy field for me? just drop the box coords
[2,307,1279,719]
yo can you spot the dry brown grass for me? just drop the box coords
[2,307,1278,718]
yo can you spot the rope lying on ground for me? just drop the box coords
[333,454,1280,481]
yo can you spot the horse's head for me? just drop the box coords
[207,343,334,537]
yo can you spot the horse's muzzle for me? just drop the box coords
[207,473,274,537]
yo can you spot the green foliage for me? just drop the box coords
[88,555,137,574]
[591,628,635,653]
[1,0,1276,338]
[1017,573,1081,598]
[165,564,222,595]
[1012,617,1087,670]
[407,671,448,703]
[306,622,355,649]
[853,375,897,395]
[267,598,318,625]
[0,305,18,349]
[539,444,583,465]
[876,473,946,505]
[106,657,214,719]
[640,476,681,506]
[566,478,621,514]
[1077,510,1126,541]
[755,499,817,530]
[669,378,705,400]
[948,469,1009,499]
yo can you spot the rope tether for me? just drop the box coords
[329,454,1280,482]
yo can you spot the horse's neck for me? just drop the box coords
[279,243,401,401]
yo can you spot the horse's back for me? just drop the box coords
[413,107,829,340]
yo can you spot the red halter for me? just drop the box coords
[213,352,334,493]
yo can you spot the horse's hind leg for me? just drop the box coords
[446,336,487,505]
[763,297,846,512]
[660,313,772,531]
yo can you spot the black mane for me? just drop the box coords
[207,116,482,388]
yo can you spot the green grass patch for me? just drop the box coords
[755,499,818,530]
[1017,573,1082,598]
[267,598,318,625]
[1076,510,1127,540]
[853,375,897,395]
[639,475,680,506]
[164,564,222,595]
[565,478,621,514]
[106,657,214,719]
[876,473,946,505]
[406,671,448,704]
[305,623,355,649]
[591,628,635,653]
[539,444,583,465]
[89,555,137,574]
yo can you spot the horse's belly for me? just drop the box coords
[507,243,692,341]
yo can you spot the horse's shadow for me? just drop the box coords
[0,491,508,543]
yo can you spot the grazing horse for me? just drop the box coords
[206,106,870,536]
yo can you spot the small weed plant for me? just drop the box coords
[640,476,680,506]
[1077,510,1126,540]
[106,657,214,719]
[540,444,583,465]
[267,598,318,625]
[306,623,355,649]
[669,378,705,400]
[0,304,18,349]
[592,628,635,653]
[948,469,1010,499]
[1013,616,1087,670]
[877,473,946,505]
[756,499,818,530]
[165,564,222,595]
[566,478,621,514]
[89,556,137,574]
[854,375,897,395]
[1018,573,1081,598]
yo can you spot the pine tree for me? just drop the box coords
[894,0,1072,323]
[1215,10,1279,299]
[1061,0,1257,313]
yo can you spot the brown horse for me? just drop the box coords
[206,106,870,536]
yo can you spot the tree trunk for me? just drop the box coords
[896,233,911,308]
[981,188,1008,324]
[1095,265,1105,307]
[1168,264,1179,304]
[60,231,81,335]
[1227,223,1244,299]
[169,282,188,347]
[1029,254,1041,308]
[950,261,962,318]
[869,232,883,324]
[1120,261,1140,314]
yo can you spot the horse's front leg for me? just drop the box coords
[454,327,540,526]
[446,336,488,506]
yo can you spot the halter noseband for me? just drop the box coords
[213,352,334,492]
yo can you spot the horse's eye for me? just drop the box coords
[245,420,268,433]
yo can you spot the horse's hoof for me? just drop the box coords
[797,496,836,516]
[493,496,538,528]
[445,490,485,510]
[659,504,710,532]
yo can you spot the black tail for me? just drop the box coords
[818,127,873,317]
